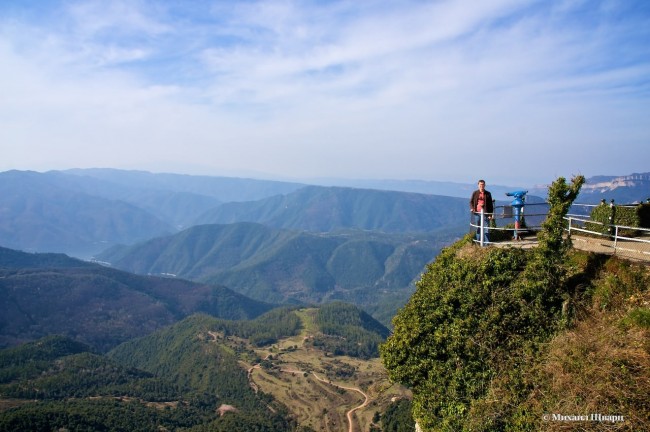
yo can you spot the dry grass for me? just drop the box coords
[455,242,490,261]
[532,262,650,432]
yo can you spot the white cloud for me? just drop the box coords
[0,0,648,183]
[66,0,171,38]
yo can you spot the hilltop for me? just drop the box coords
[381,176,650,431]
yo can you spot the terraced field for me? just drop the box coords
[226,308,410,431]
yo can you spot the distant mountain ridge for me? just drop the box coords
[195,185,469,233]
[0,169,469,258]
[63,168,305,202]
[301,177,527,199]
[530,172,650,204]
[0,170,174,257]
[578,172,650,203]
[2,167,645,265]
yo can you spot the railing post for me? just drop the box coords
[480,209,485,247]
[567,217,572,236]
[609,199,616,238]
[614,225,619,254]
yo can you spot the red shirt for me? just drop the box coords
[477,192,485,212]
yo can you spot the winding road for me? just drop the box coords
[280,368,370,432]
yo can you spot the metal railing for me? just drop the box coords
[565,215,650,259]
[470,202,650,260]
[470,202,549,247]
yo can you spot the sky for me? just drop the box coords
[0,0,648,186]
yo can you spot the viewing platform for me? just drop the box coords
[470,203,650,263]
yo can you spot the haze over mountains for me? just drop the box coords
[1,168,648,430]
[2,168,647,259]
[1,169,469,257]
[195,185,469,232]
[1,168,647,321]
[0,168,472,329]
[0,169,306,256]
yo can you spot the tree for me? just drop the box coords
[520,175,585,310]
[380,176,585,431]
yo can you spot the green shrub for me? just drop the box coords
[623,307,650,328]
[637,203,650,228]
[588,202,645,237]
[381,176,586,431]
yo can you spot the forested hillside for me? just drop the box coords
[0,332,294,432]
[0,247,275,351]
[97,222,460,325]
[0,302,396,431]
[309,302,390,359]
[0,246,94,269]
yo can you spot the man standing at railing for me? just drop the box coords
[470,179,494,244]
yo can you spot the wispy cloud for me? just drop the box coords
[0,0,648,183]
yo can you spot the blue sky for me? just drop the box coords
[0,0,648,186]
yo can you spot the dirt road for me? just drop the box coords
[281,368,370,432]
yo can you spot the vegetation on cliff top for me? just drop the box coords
[381,176,650,431]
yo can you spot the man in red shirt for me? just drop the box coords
[470,179,494,244]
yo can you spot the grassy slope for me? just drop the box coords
[525,254,650,431]
[382,235,649,431]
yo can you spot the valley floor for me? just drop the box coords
[210,309,410,432]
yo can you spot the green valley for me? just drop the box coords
[97,223,461,327]
[1,303,411,432]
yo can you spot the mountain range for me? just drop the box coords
[96,222,460,324]
[0,169,468,258]
[570,172,650,204]
[1,168,648,430]
[2,167,647,324]
[195,185,469,233]
[1,168,648,258]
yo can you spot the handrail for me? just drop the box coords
[565,215,650,258]
[471,203,650,259]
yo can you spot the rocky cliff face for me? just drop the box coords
[532,173,650,204]
[581,173,650,193]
